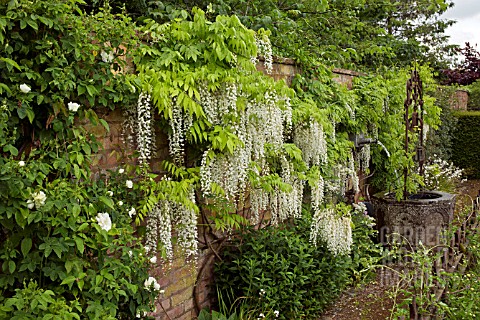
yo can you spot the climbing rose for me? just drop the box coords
[27,191,47,209]
[96,212,112,231]
[20,84,31,93]
[128,207,136,217]
[68,102,80,112]
[144,276,161,291]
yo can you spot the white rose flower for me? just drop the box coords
[28,191,47,209]
[117,201,123,206]
[20,84,31,93]
[149,256,157,264]
[126,180,133,189]
[96,212,112,231]
[27,199,35,209]
[100,50,114,63]
[106,191,114,196]
[118,168,125,174]
[128,207,136,218]
[18,161,25,167]
[144,276,161,291]
[67,102,80,112]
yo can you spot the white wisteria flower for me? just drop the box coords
[18,161,25,167]
[100,50,114,63]
[128,207,136,218]
[27,191,47,209]
[67,102,80,112]
[126,180,133,189]
[149,256,157,264]
[144,276,161,291]
[118,168,125,174]
[96,212,112,232]
[20,84,31,93]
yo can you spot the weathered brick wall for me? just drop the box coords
[90,59,362,320]
[332,68,365,89]
[450,89,468,110]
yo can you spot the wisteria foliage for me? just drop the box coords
[129,11,367,259]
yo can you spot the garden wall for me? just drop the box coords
[92,60,361,320]
[450,89,468,110]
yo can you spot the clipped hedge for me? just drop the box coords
[451,111,480,178]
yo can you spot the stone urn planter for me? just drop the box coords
[371,191,456,248]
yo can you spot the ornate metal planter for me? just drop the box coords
[372,191,456,247]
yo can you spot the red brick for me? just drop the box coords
[167,305,185,319]
[171,288,193,306]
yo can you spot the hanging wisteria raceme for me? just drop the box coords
[349,151,360,194]
[253,34,273,74]
[173,190,198,259]
[168,100,191,166]
[121,107,137,147]
[358,144,371,173]
[198,82,238,125]
[136,93,154,165]
[310,207,353,256]
[293,121,328,168]
[311,174,325,214]
[145,192,198,261]
[249,186,269,225]
[345,103,355,121]
[145,200,173,261]
[279,155,303,219]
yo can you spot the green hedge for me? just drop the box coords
[451,111,480,178]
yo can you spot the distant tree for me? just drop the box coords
[442,42,480,85]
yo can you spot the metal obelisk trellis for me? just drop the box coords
[403,69,425,200]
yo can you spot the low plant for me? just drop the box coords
[423,157,464,193]
[214,204,382,319]
[388,206,480,319]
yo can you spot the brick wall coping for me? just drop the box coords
[332,68,366,77]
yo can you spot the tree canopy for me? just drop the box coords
[101,0,456,71]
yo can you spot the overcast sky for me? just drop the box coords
[442,0,480,47]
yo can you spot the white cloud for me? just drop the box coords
[442,1,480,47]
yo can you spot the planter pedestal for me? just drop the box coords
[371,191,456,247]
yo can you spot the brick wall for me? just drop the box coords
[450,89,468,110]
[91,59,362,320]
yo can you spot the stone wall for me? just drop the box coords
[92,59,363,320]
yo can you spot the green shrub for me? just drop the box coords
[214,209,381,319]
[451,111,480,178]
[467,80,480,110]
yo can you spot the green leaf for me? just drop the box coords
[61,275,77,287]
[86,85,98,96]
[21,238,32,257]
[99,196,114,209]
[0,57,21,71]
[3,144,18,156]
[74,237,84,254]
[8,260,15,274]
[25,108,35,123]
